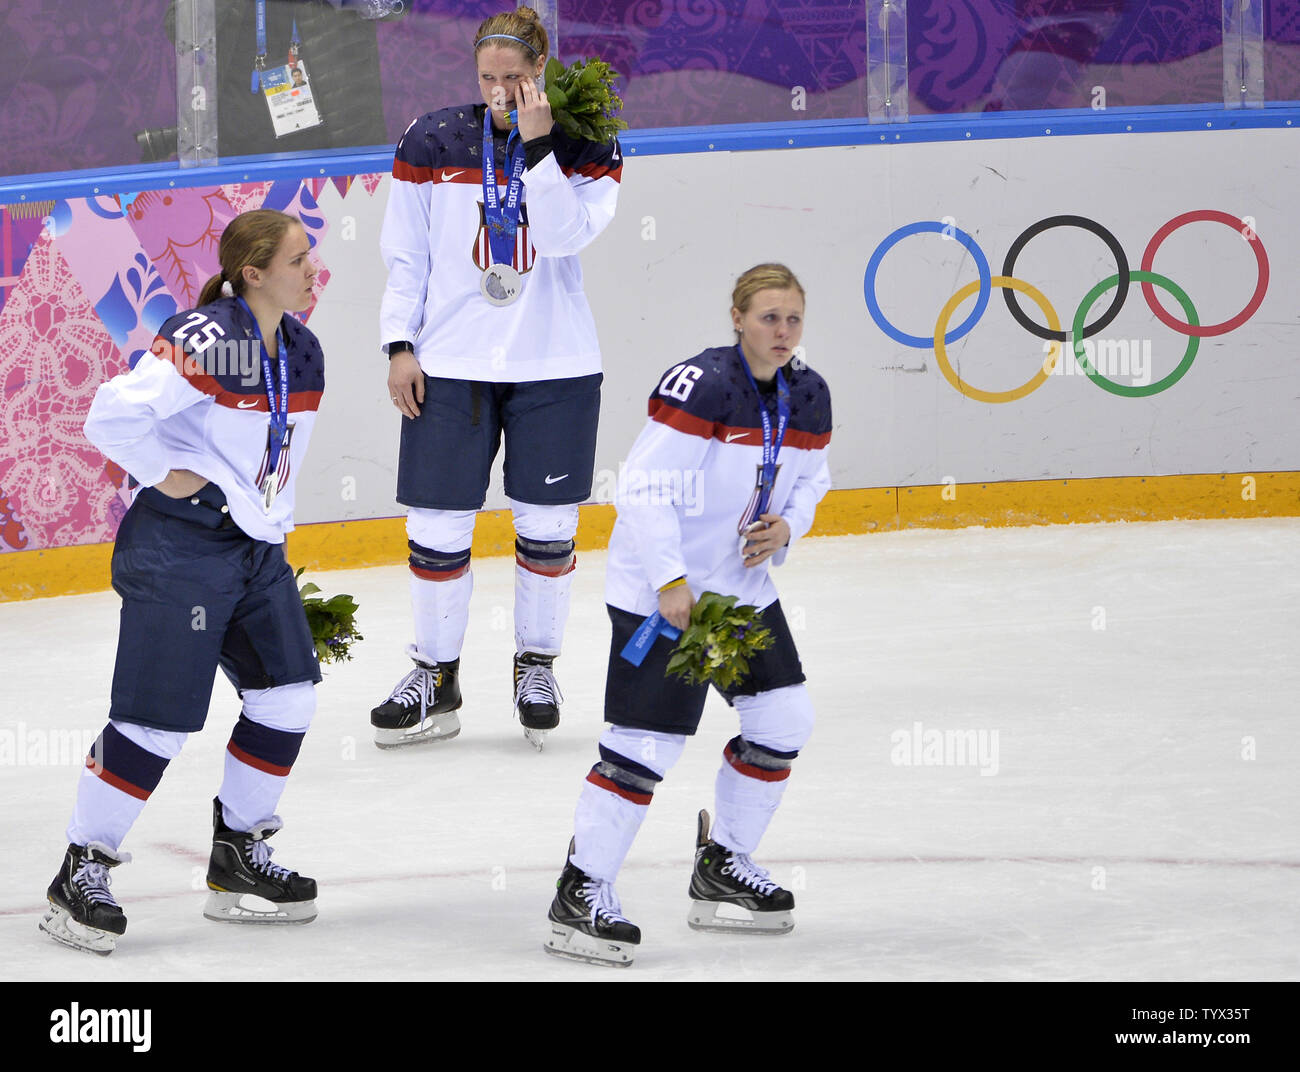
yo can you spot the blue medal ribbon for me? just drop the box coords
[481,108,526,270]
[736,344,790,521]
[237,298,290,479]
[251,0,268,91]
[252,2,302,92]
[620,611,682,667]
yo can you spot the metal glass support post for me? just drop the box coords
[175,0,218,166]
[867,0,909,123]
[1223,0,1265,109]
[532,0,561,68]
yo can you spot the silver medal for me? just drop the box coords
[738,520,768,560]
[261,474,278,513]
[480,264,522,307]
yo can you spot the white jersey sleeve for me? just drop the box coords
[520,145,619,258]
[378,119,434,348]
[614,415,713,591]
[84,353,210,488]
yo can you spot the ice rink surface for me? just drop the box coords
[1,518,1297,982]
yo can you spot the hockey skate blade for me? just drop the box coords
[687,900,794,935]
[373,712,461,749]
[523,727,548,751]
[39,904,117,956]
[203,891,317,925]
[543,923,635,967]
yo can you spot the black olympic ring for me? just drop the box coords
[1000,215,1130,343]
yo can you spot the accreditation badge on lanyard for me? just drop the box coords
[251,1,323,138]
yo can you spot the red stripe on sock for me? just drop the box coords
[226,741,292,778]
[586,769,653,806]
[723,744,791,783]
[88,757,152,801]
[410,563,470,582]
[515,553,576,578]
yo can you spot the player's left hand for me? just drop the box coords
[741,514,790,568]
[514,78,553,142]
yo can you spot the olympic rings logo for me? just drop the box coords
[864,210,1270,402]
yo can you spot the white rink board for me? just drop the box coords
[1,519,1297,981]
[294,127,1299,526]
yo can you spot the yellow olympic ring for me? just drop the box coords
[933,276,1061,404]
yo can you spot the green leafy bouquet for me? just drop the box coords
[529,56,628,144]
[665,592,774,691]
[295,568,363,665]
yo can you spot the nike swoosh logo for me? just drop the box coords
[441,169,465,182]
[725,432,748,442]
[544,474,568,484]
[237,400,259,409]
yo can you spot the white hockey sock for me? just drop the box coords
[569,727,686,883]
[710,738,794,855]
[571,780,650,884]
[513,559,574,655]
[411,571,473,664]
[511,503,577,655]
[66,721,185,852]
[217,684,314,832]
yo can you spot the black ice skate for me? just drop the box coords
[687,809,795,934]
[204,798,318,925]
[39,842,130,956]
[514,651,562,751]
[371,645,462,748]
[544,841,640,967]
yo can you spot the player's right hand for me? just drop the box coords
[387,350,424,419]
[155,469,209,499]
[658,584,695,631]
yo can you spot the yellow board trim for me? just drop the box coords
[3,472,1297,602]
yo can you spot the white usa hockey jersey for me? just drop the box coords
[379,104,622,382]
[84,298,324,543]
[604,346,833,616]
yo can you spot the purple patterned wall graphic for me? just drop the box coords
[0,208,48,321]
[0,174,383,556]
[0,233,126,551]
[0,0,176,178]
[375,7,487,142]
[559,0,869,126]
[1,1,1295,178]
[1266,0,1300,102]
[909,0,1225,114]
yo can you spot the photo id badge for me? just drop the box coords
[260,63,323,138]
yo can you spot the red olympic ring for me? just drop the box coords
[1140,210,1269,338]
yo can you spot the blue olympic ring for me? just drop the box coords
[864,221,992,348]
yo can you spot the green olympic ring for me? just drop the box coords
[1072,271,1199,398]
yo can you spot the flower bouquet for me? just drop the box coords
[295,568,363,664]
[515,56,629,144]
[665,592,774,691]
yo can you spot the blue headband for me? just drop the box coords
[475,33,540,56]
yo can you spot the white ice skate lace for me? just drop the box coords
[581,879,630,926]
[516,663,563,707]
[721,853,779,896]
[247,839,293,882]
[73,859,118,907]
[388,663,440,721]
